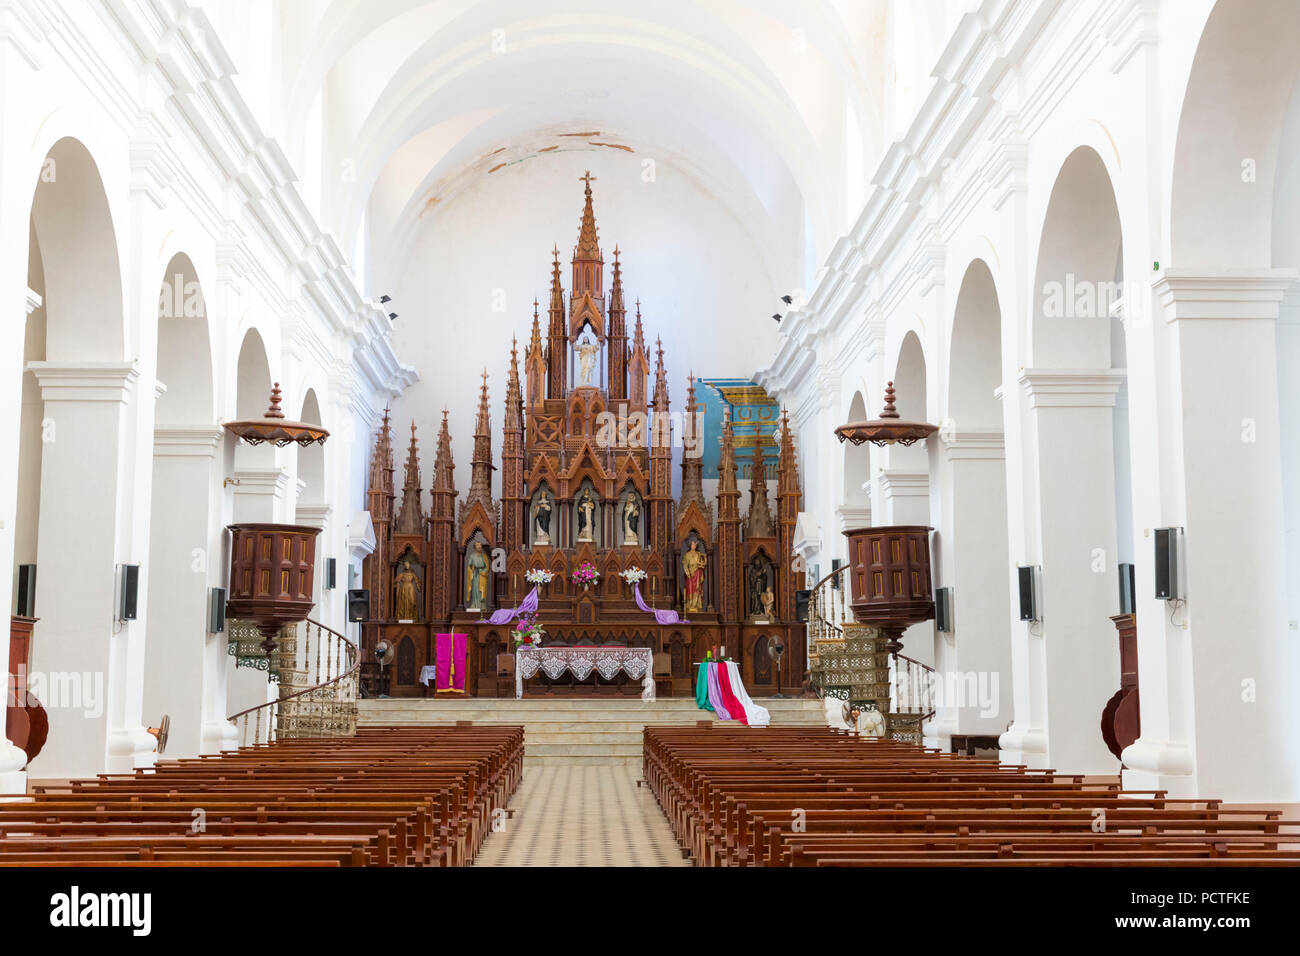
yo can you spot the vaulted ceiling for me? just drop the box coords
[205,0,961,293]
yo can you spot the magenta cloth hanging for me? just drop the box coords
[634,583,689,625]
[479,585,539,625]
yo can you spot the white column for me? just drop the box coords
[928,430,1012,750]
[26,362,155,778]
[231,467,291,523]
[143,425,222,757]
[1123,270,1299,801]
[1011,369,1123,776]
[0,288,44,793]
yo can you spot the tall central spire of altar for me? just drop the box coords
[571,170,604,300]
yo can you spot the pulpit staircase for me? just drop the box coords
[227,618,359,747]
[807,564,935,743]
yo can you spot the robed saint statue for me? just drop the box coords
[466,541,489,610]
[682,538,707,613]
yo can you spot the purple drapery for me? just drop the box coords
[634,583,688,625]
[479,585,539,625]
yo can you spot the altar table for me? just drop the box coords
[515,646,655,701]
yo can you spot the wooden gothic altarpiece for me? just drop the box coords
[361,175,806,696]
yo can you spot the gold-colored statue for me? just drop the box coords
[394,557,421,621]
[682,538,707,613]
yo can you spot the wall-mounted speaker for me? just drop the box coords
[16,564,36,617]
[1118,562,1136,615]
[794,589,811,623]
[1017,566,1040,623]
[325,558,337,590]
[935,586,953,633]
[1154,527,1182,601]
[347,588,371,623]
[830,558,843,590]
[209,586,227,633]
[118,564,140,621]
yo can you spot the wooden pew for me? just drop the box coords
[643,726,1300,867]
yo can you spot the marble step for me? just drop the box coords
[524,755,642,768]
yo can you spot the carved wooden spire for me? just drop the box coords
[431,408,456,499]
[574,170,602,264]
[505,335,524,432]
[607,246,627,400]
[652,336,670,410]
[367,406,394,496]
[745,430,775,538]
[628,299,649,409]
[525,299,545,408]
[547,246,567,398]
[428,408,458,624]
[718,407,740,513]
[678,373,708,517]
[463,369,495,517]
[501,337,526,552]
[776,406,804,619]
[395,421,425,535]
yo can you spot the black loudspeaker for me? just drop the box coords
[1017,566,1039,622]
[325,558,337,590]
[830,558,843,590]
[935,587,953,633]
[1118,563,1136,615]
[1154,528,1181,600]
[794,589,811,623]
[347,588,371,623]
[119,564,140,621]
[15,564,36,617]
[209,586,227,633]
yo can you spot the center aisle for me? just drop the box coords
[473,762,688,867]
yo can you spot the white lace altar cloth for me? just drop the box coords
[515,646,655,701]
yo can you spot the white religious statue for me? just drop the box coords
[577,332,599,386]
[533,491,553,546]
[622,495,640,546]
[576,489,597,543]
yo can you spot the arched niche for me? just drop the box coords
[615,482,643,548]
[571,478,602,548]
[529,482,556,547]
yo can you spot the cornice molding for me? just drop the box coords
[1018,368,1125,408]
[875,469,930,498]
[28,360,140,402]
[1154,269,1298,322]
[152,423,223,458]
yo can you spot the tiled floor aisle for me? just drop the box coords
[474,763,689,866]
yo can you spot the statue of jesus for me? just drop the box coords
[577,332,599,386]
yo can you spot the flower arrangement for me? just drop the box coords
[524,569,555,585]
[619,567,647,585]
[571,561,600,587]
[514,613,545,648]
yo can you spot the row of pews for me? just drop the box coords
[0,726,523,867]
[644,726,1300,866]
